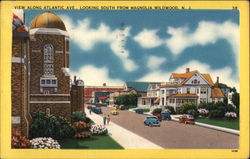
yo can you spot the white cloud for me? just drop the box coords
[147,56,166,70]
[138,60,239,91]
[134,29,164,48]
[61,15,138,72]
[166,21,239,68]
[70,65,123,86]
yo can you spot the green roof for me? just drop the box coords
[125,81,151,92]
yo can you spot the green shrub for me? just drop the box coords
[209,109,224,118]
[142,108,150,112]
[187,109,198,118]
[72,111,91,123]
[179,102,197,114]
[120,105,136,110]
[164,106,175,114]
[152,108,162,114]
[198,103,208,109]
[29,111,76,140]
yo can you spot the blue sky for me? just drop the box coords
[25,10,239,89]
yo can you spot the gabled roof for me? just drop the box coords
[211,87,225,98]
[161,70,214,88]
[125,81,152,92]
[201,74,214,86]
[171,70,197,79]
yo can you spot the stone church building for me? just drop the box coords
[12,11,84,136]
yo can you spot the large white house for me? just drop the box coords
[159,68,224,112]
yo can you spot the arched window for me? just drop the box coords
[43,43,54,76]
[194,79,198,84]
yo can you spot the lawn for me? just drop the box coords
[196,117,239,130]
[59,135,124,149]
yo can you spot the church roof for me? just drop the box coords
[30,12,66,31]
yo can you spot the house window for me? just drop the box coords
[200,88,207,94]
[142,99,146,105]
[194,79,198,84]
[187,88,190,94]
[161,90,165,95]
[52,80,56,84]
[197,88,199,94]
[43,43,54,76]
[46,80,51,84]
[162,98,164,105]
[41,80,45,84]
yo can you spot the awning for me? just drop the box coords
[98,96,106,100]
[154,98,160,104]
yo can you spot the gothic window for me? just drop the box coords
[43,43,54,76]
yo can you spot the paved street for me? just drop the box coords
[100,107,239,149]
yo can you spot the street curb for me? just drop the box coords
[171,118,239,135]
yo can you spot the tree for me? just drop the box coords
[232,92,240,109]
[115,94,139,106]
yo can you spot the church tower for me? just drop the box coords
[29,12,71,121]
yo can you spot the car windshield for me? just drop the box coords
[147,117,157,120]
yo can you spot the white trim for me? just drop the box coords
[55,50,64,54]
[30,94,70,97]
[12,57,24,63]
[32,49,41,53]
[30,101,71,104]
[30,28,69,36]
[66,51,70,54]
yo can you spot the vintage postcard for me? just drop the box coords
[0,1,249,159]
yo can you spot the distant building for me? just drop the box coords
[84,83,125,103]
[124,81,153,97]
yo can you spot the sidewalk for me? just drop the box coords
[85,108,163,149]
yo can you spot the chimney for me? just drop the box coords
[217,76,219,83]
[103,83,106,86]
[186,68,190,73]
[74,76,77,84]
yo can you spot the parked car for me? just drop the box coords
[87,105,93,109]
[95,104,101,107]
[179,114,195,124]
[144,116,161,127]
[152,113,162,121]
[91,107,102,114]
[111,109,119,115]
[161,112,171,120]
[135,109,143,114]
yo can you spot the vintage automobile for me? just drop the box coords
[179,114,195,124]
[161,112,171,120]
[152,113,162,121]
[144,116,161,127]
[135,109,144,114]
[87,105,93,109]
[91,107,102,114]
[111,109,119,115]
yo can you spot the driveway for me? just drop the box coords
[101,107,239,149]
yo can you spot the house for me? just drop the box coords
[137,83,161,108]
[159,68,224,112]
